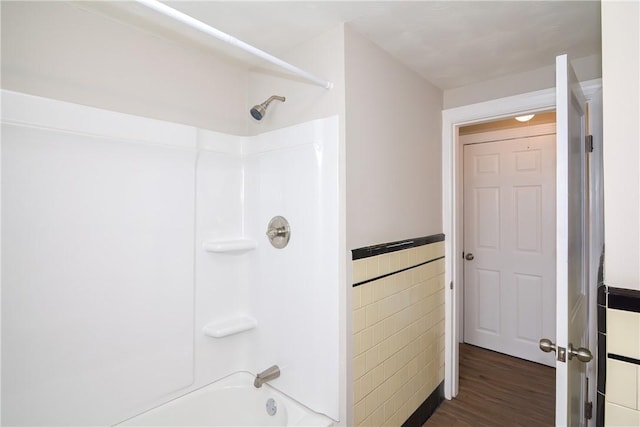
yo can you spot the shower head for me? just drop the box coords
[250,95,286,120]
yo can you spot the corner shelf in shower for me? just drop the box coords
[203,316,258,338]
[202,239,257,253]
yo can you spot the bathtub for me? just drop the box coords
[117,372,334,426]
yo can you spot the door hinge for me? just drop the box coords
[585,401,593,420]
[585,377,593,421]
[450,281,453,290]
[586,135,594,153]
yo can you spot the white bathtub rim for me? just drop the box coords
[115,370,335,426]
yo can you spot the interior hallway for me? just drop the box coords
[425,343,555,426]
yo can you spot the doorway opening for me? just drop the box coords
[459,111,557,366]
[436,113,559,424]
[441,75,603,426]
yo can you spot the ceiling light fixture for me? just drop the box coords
[515,114,535,122]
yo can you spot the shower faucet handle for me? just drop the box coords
[266,216,290,249]
[266,228,286,238]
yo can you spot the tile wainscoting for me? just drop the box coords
[598,285,640,426]
[352,234,445,427]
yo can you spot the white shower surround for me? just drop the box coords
[1,90,340,425]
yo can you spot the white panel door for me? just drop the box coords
[463,133,556,366]
[554,54,591,427]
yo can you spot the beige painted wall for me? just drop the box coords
[0,1,249,135]
[345,27,443,250]
[247,25,346,136]
[443,54,602,109]
[601,0,640,291]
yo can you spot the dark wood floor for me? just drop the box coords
[425,343,555,426]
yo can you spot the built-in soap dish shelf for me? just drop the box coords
[202,239,257,253]
[203,316,257,338]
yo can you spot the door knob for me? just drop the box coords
[539,338,556,353]
[465,253,474,261]
[540,338,566,361]
[540,338,592,363]
[568,343,593,363]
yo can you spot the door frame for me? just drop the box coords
[441,79,602,404]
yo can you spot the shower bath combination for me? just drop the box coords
[250,95,285,120]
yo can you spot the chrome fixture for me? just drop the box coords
[266,398,277,416]
[254,365,280,388]
[539,338,593,363]
[266,216,290,249]
[251,96,285,121]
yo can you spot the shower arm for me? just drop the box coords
[261,96,285,108]
[136,0,333,90]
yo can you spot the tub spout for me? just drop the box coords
[254,365,280,388]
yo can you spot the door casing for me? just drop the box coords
[441,80,603,422]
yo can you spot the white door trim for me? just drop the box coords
[442,78,602,400]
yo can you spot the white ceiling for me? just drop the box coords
[92,1,602,90]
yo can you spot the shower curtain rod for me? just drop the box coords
[136,0,333,90]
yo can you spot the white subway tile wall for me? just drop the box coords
[352,242,445,427]
[608,309,640,360]
[605,401,640,427]
[606,359,638,410]
[606,307,640,426]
